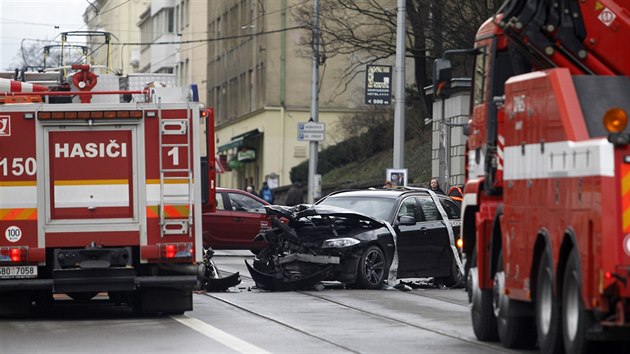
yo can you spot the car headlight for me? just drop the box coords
[322,238,360,248]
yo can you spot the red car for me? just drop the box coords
[202,187,271,251]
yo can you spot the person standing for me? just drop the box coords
[285,181,304,206]
[246,185,257,196]
[429,178,445,195]
[259,182,275,204]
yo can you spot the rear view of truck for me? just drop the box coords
[0,59,215,315]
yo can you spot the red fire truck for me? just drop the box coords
[434,0,630,352]
[0,62,219,315]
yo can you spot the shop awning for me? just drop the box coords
[217,129,262,153]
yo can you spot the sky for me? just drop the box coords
[0,0,88,70]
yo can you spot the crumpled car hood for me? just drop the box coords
[264,204,386,229]
[247,204,390,291]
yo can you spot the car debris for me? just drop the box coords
[199,248,241,292]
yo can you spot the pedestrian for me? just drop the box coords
[285,181,304,206]
[429,178,445,195]
[246,185,256,196]
[259,182,275,204]
[383,180,393,188]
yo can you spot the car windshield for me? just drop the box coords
[317,196,396,221]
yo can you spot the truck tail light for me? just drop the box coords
[0,246,28,263]
[158,243,193,260]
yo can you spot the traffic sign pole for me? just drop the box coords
[308,0,320,204]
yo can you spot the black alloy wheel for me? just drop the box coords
[356,245,386,289]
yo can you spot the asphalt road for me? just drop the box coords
[1,251,530,353]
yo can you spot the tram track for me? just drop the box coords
[206,263,508,353]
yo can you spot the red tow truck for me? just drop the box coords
[435,0,630,352]
[0,60,222,314]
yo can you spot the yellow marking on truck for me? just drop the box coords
[146,205,190,218]
[623,173,630,196]
[0,181,36,187]
[53,179,128,186]
[0,208,37,220]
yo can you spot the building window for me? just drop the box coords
[153,8,175,40]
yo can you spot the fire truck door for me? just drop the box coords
[43,125,140,224]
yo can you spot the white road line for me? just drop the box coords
[171,315,271,354]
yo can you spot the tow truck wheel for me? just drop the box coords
[562,248,593,354]
[535,249,563,353]
[356,245,386,289]
[469,249,498,341]
[493,252,536,348]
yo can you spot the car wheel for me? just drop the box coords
[356,245,386,289]
[535,248,563,353]
[469,248,498,341]
[493,251,536,348]
[440,255,463,287]
[562,248,593,354]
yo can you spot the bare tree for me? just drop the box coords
[294,0,501,120]
[7,40,87,72]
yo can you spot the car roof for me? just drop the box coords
[321,187,435,200]
[216,187,269,204]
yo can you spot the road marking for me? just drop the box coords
[172,315,271,354]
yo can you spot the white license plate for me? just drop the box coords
[0,265,38,279]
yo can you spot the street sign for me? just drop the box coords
[365,65,392,105]
[298,121,325,141]
[298,132,325,141]
[298,122,325,132]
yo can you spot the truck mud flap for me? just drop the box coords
[245,260,331,291]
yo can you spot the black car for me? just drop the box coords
[246,188,463,291]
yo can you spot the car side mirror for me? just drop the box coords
[397,215,416,225]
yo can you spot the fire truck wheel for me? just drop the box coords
[562,248,593,354]
[493,252,536,348]
[535,249,563,353]
[468,249,498,341]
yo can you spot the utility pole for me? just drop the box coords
[307,0,320,203]
[393,0,406,168]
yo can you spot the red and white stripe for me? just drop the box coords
[497,134,504,171]
[0,78,48,93]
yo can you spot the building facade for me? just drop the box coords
[83,0,150,74]
[207,0,366,191]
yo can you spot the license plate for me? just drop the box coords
[0,265,38,279]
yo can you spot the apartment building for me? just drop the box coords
[207,0,366,191]
[83,0,149,74]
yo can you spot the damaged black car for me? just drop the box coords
[246,188,463,291]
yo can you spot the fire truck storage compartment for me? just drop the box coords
[45,126,137,221]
